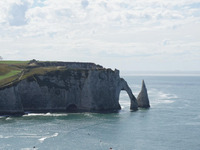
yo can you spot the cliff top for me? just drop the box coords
[0,60,104,88]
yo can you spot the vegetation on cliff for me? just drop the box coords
[0,61,65,88]
[0,60,102,88]
[0,61,27,86]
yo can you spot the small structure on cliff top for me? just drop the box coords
[28,59,38,66]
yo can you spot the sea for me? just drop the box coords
[0,74,200,150]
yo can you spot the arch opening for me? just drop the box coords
[66,104,78,112]
[119,90,130,110]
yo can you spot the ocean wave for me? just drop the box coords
[23,113,68,117]
[38,133,59,143]
[149,90,178,106]
[5,117,12,120]
[158,92,178,99]
[152,90,178,100]
[151,100,174,105]
[84,113,94,117]
[16,133,41,139]
[150,89,178,98]
[119,100,130,109]
[21,147,39,150]
[119,88,177,108]
[119,90,132,109]
[121,106,125,109]
[0,135,13,139]
[21,148,38,150]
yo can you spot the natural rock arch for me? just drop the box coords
[119,78,138,110]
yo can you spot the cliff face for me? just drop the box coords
[0,67,138,115]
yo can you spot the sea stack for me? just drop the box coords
[137,80,150,108]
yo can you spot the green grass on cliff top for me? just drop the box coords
[0,61,26,86]
[0,60,29,64]
[0,60,66,87]
[0,70,21,81]
[0,61,27,76]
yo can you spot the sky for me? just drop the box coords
[0,0,200,71]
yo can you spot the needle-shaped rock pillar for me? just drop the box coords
[137,80,150,108]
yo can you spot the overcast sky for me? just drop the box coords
[0,0,200,71]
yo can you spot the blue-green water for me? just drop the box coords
[0,76,200,150]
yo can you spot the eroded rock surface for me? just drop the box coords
[137,80,150,108]
[0,63,139,115]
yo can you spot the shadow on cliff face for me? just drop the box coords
[66,104,78,113]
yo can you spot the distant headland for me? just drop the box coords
[0,60,150,115]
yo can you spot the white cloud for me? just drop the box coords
[8,2,29,26]
[0,0,200,71]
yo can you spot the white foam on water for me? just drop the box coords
[150,100,175,107]
[159,92,178,99]
[115,87,178,109]
[46,113,68,117]
[5,117,12,120]
[23,113,45,116]
[120,100,130,109]
[84,113,93,117]
[38,133,59,143]
[148,89,178,106]
[119,90,131,109]
[0,135,13,139]
[17,133,40,138]
[23,113,68,117]
[21,148,38,150]
[152,100,174,105]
